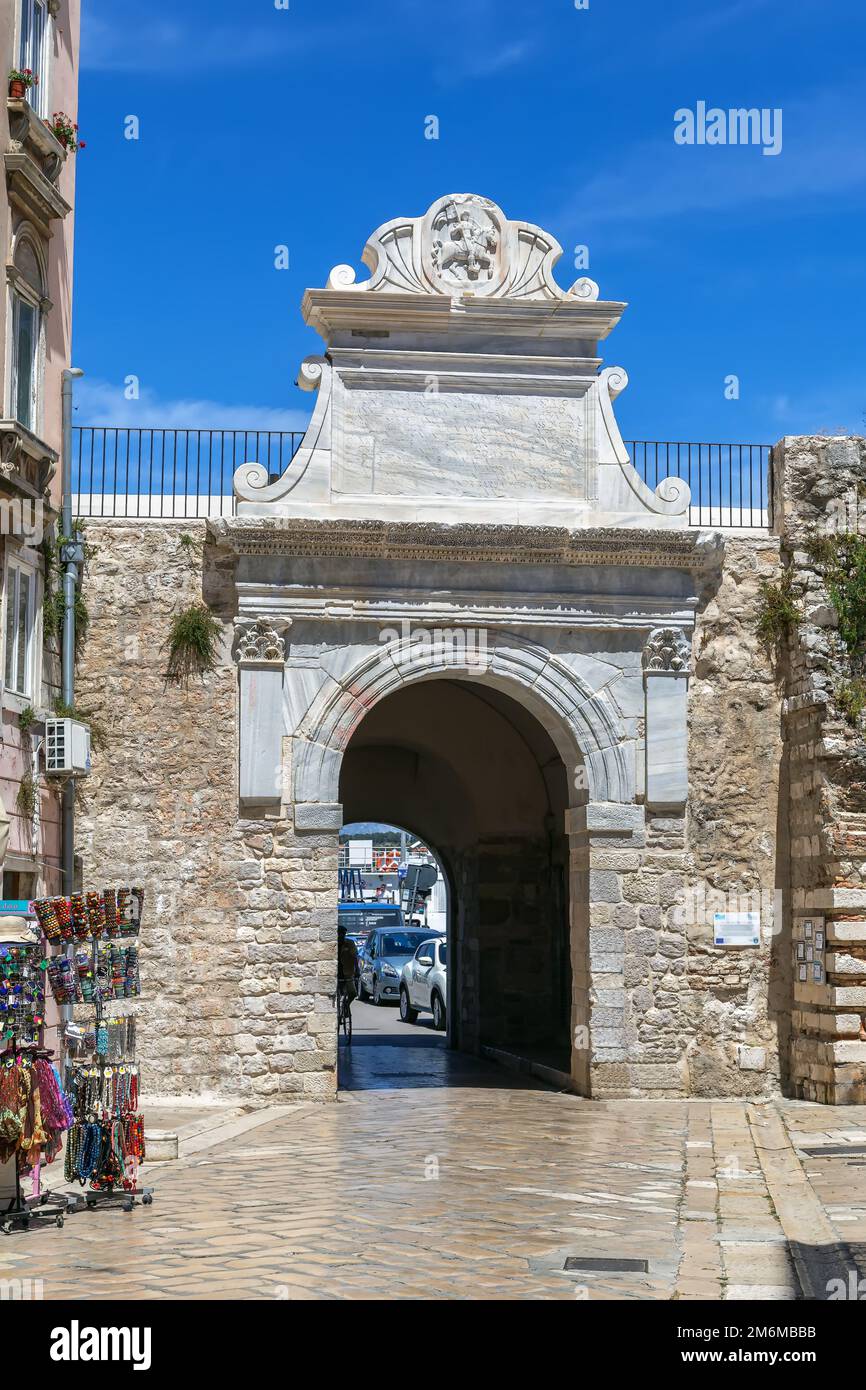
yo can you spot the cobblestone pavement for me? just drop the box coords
[1,1008,861,1301]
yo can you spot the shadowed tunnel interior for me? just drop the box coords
[338,679,573,1072]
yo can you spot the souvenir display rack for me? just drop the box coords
[36,887,153,1215]
[0,933,73,1231]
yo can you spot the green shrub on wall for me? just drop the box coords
[40,526,91,658]
[16,773,36,818]
[837,678,866,728]
[808,534,866,656]
[164,604,222,685]
[756,571,799,659]
[806,534,866,729]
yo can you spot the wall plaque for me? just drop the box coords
[713,912,760,947]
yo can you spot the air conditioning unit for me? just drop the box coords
[44,718,92,777]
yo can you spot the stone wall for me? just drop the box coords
[773,436,866,1103]
[572,533,785,1102]
[74,522,338,1103]
[74,517,790,1103]
[684,535,785,1095]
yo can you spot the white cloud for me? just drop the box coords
[767,385,866,438]
[656,0,781,58]
[435,40,536,84]
[74,378,310,433]
[558,81,866,235]
[81,3,330,73]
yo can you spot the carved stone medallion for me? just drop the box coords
[422,194,507,296]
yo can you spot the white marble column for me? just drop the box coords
[236,617,291,805]
[642,628,690,811]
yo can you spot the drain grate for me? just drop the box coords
[801,1145,866,1159]
[564,1256,649,1274]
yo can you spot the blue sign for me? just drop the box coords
[397,867,407,879]
[0,900,35,917]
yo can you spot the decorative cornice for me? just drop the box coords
[643,627,691,673]
[237,588,696,631]
[0,421,58,502]
[302,287,624,342]
[329,346,602,396]
[4,152,71,231]
[210,517,723,572]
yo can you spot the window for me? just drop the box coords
[4,561,37,698]
[10,233,44,435]
[12,297,38,430]
[380,932,429,956]
[19,0,49,118]
[2,870,35,902]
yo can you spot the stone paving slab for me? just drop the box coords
[6,1050,866,1300]
[777,1100,866,1298]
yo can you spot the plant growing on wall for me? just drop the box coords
[41,526,91,658]
[756,570,799,661]
[807,534,866,657]
[18,706,37,733]
[837,679,866,729]
[16,773,37,819]
[164,604,222,685]
[52,698,105,752]
[15,704,42,829]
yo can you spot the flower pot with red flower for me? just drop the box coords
[49,111,85,153]
[8,69,36,100]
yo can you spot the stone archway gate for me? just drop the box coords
[76,193,790,1107]
[212,510,707,1100]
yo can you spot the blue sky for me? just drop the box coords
[72,0,866,445]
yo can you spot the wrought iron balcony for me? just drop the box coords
[71,427,772,529]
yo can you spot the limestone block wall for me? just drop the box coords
[572,534,785,1102]
[74,522,338,1103]
[683,536,785,1095]
[773,436,866,1103]
[73,518,786,1103]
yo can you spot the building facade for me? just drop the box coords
[73,194,866,1107]
[0,0,81,898]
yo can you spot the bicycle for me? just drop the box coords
[337,979,353,1045]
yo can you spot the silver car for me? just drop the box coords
[399,937,447,1031]
[357,928,438,1006]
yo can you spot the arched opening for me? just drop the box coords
[336,678,573,1087]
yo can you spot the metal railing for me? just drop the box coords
[71,427,306,519]
[71,427,772,529]
[627,441,771,529]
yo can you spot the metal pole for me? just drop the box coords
[60,368,84,894]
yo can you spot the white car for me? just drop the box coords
[399,936,447,1030]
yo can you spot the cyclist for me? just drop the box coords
[337,925,358,1009]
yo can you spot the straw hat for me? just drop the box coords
[0,915,36,945]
